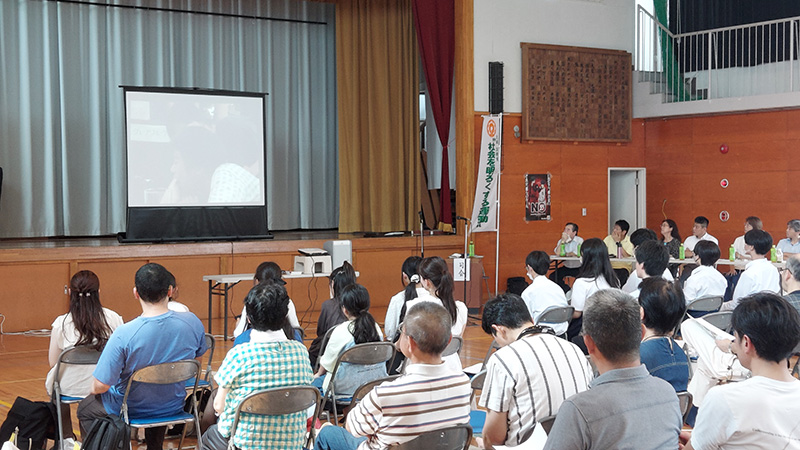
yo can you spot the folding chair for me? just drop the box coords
[228,386,321,450]
[535,306,574,334]
[685,296,723,318]
[186,333,216,392]
[468,370,487,436]
[121,359,202,450]
[50,345,102,445]
[442,336,463,358]
[324,342,396,424]
[314,326,337,372]
[481,340,501,370]
[392,424,472,450]
[677,391,693,424]
[538,414,557,435]
[702,311,733,333]
[343,375,401,416]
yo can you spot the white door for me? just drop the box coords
[608,168,646,233]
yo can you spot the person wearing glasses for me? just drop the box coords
[782,255,800,313]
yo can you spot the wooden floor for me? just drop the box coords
[0,311,494,448]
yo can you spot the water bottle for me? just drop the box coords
[560,242,566,257]
[777,248,784,262]
[729,245,735,261]
[577,242,582,257]
[771,245,777,262]
[679,243,685,260]
[468,240,475,258]
[617,244,622,259]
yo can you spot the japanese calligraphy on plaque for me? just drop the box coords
[521,43,631,142]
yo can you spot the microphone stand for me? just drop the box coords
[456,216,471,307]
[418,210,425,258]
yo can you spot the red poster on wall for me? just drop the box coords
[525,173,551,221]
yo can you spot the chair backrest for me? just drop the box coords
[314,326,337,372]
[442,336,463,357]
[677,391,693,424]
[481,340,501,370]
[391,424,473,450]
[345,375,401,415]
[535,306,574,325]
[334,342,396,369]
[229,386,320,450]
[538,414,557,435]
[686,296,723,313]
[702,311,733,332]
[52,345,103,399]
[203,333,216,382]
[469,370,487,403]
[121,359,200,423]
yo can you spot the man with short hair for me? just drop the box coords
[683,240,728,302]
[315,302,470,450]
[603,220,635,285]
[622,228,674,294]
[543,289,681,450]
[683,216,719,258]
[77,263,207,450]
[522,251,569,336]
[479,294,591,448]
[681,293,800,449]
[629,240,670,298]
[782,254,800,313]
[777,219,800,257]
[725,229,780,311]
[550,222,584,292]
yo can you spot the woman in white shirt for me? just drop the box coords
[233,261,300,342]
[733,216,762,261]
[384,256,425,342]
[567,238,619,341]
[47,271,124,441]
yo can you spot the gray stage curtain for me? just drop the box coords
[0,0,337,238]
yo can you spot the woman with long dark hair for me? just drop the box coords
[384,256,424,341]
[46,271,123,443]
[233,261,301,343]
[659,219,682,259]
[308,261,357,368]
[313,284,385,396]
[567,238,619,341]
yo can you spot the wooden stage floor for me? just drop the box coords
[0,313,494,448]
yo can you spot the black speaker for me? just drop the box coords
[489,62,504,114]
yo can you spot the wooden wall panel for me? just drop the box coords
[2,263,71,331]
[79,260,149,322]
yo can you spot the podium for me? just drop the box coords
[447,257,485,312]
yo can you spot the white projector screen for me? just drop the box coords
[125,90,265,207]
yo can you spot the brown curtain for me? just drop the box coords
[336,0,420,233]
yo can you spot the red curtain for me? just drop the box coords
[412,0,455,225]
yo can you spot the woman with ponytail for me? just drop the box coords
[384,256,425,341]
[313,284,386,397]
[308,261,357,368]
[406,256,468,370]
[46,271,123,442]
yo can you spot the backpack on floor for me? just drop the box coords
[80,414,130,450]
[0,397,56,450]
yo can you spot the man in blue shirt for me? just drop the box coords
[77,263,207,450]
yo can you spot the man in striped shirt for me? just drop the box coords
[478,293,593,448]
[315,302,471,450]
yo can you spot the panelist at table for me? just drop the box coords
[603,219,634,286]
[549,222,584,292]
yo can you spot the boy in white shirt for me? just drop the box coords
[724,229,780,311]
[684,241,727,303]
[521,251,569,336]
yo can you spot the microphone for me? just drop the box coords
[456,215,470,222]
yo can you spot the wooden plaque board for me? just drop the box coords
[521,43,631,142]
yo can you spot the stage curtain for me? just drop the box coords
[413,0,455,226]
[0,0,337,237]
[336,0,420,233]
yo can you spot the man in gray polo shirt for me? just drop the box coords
[543,289,681,450]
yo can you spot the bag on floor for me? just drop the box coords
[0,397,57,450]
[81,414,130,450]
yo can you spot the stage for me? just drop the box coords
[0,230,465,333]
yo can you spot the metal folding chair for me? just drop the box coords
[468,370,487,436]
[702,311,733,333]
[314,326,337,373]
[391,424,473,450]
[686,296,723,318]
[442,336,463,357]
[121,359,202,450]
[343,375,401,416]
[324,341,395,424]
[535,305,574,330]
[228,386,321,450]
[677,391,693,424]
[50,345,102,445]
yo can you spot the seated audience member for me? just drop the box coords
[724,229,780,311]
[777,219,800,258]
[521,251,569,337]
[783,255,800,313]
[603,219,634,285]
[314,302,471,450]
[313,284,386,398]
[478,294,592,448]
[732,216,762,263]
[77,263,207,450]
[660,219,682,259]
[683,215,719,258]
[201,283,313,450]
[549,222,584,292]
[683,240,727,302]
[402,256,468,371]
[568,238,620,341]
[681,293,800,450]
[46,271,124,446]
[165,270,190,312]
[308,262,357,368]
[638,278,689,391]
[383,256,424,341]
[233,261,301,344]
[628,240,670,298]
[543,290,681,450]
[622,229,674,294]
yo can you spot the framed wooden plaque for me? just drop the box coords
[521,43,631,142]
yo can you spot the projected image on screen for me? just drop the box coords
[126,90,265,207]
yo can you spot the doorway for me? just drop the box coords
[608,168,646,233]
